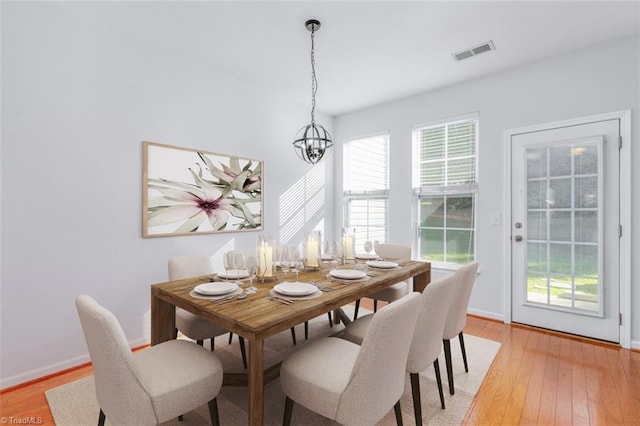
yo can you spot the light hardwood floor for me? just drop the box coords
[1,313,639,425]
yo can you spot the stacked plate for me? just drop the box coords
[366,260,399,269]
[217,269,250,280]
[329,269,367,280]
[273,282,317,297]
[193,282,239,296]
[355,253,378,260]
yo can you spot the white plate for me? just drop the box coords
[217,269,250,279]
[356,253,378,260]
[274,282,316,296]
[366,260,399,269]
[194,282,239,296]
[329,269,367,280]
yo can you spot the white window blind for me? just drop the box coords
[415,119,477,190]
[344,134,389,247]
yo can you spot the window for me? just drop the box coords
[413,115,478,266]
[344,133,389,248]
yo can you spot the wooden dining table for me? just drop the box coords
[151,259,431,425]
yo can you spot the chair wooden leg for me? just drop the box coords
[290,327,297,345]
[443,339,455,395]
[394,400,403,426]
[373,299,378,313]
[305,321,309,340]
[196,339,204,347]
[327,312,333,327]
[459,332,469,372]
[283,396,294,426]
[433,359,445,409]
[410,373,422,425]
[228,332,233,344]
[98,409,105,426]
[208,398,220,426]
[354,299,361,319]
[239,336,248,369]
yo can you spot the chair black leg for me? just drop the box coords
[178,414,184,421]
[283,396,294,426]
[459,332,469,372]
[196,339,204,347]
[239,336,248,369]
[434,359,445,409]
[208,398,220,426]
[410,373,422,425]
[173,328,179,339]
[373,299,378,313]
[394,400,403,426]
[305,321,309,340]
[354,299,361,319]
[210,337,215,351]
[98,409,105,426]
[228,332,233,344]
[327,312,333,327]
[290,327,297,345]
[443,339,455,395]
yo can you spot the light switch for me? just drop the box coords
[491,213,501,225]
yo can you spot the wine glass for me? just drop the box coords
[245,255,257,294]
[330,241,342,264]
[364,240,373,257]
[373,240,382,260]
[291,246,303,280]
[223,251,235,281]
[232,252,246,282]
[322,239,332,262]
[279,246,292,276]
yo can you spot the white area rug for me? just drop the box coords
[46,309,500,425]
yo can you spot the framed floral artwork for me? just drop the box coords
[142,141,263,237]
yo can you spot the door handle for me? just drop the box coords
[514,235,523,242]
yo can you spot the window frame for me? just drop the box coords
[412,113,479,269]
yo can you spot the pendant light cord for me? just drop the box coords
[310,26,318,125]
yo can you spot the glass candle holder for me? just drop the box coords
[256,234,276,281]
[342,228,355,263]
[304,231,321,269]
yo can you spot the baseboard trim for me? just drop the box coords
[1,338,149,391]
[467,308,504,322]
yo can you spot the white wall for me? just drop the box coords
[0,3,334,388]
[334,37,639,342]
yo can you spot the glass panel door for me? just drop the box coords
[525,140,603,315]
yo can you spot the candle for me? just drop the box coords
[305,234,320,268]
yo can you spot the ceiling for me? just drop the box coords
[101,1,639,116]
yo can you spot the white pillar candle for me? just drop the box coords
[305,239,319,268]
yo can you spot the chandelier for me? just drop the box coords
[292,19,333,164]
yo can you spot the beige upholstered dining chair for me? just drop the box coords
[280,292,422,426]
[442,261,480,395]
[169,254,248,369]
[353,242,412,319]
[76,295,223,426]
[342,272,458,424]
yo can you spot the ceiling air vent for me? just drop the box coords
[452,40,495,61]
